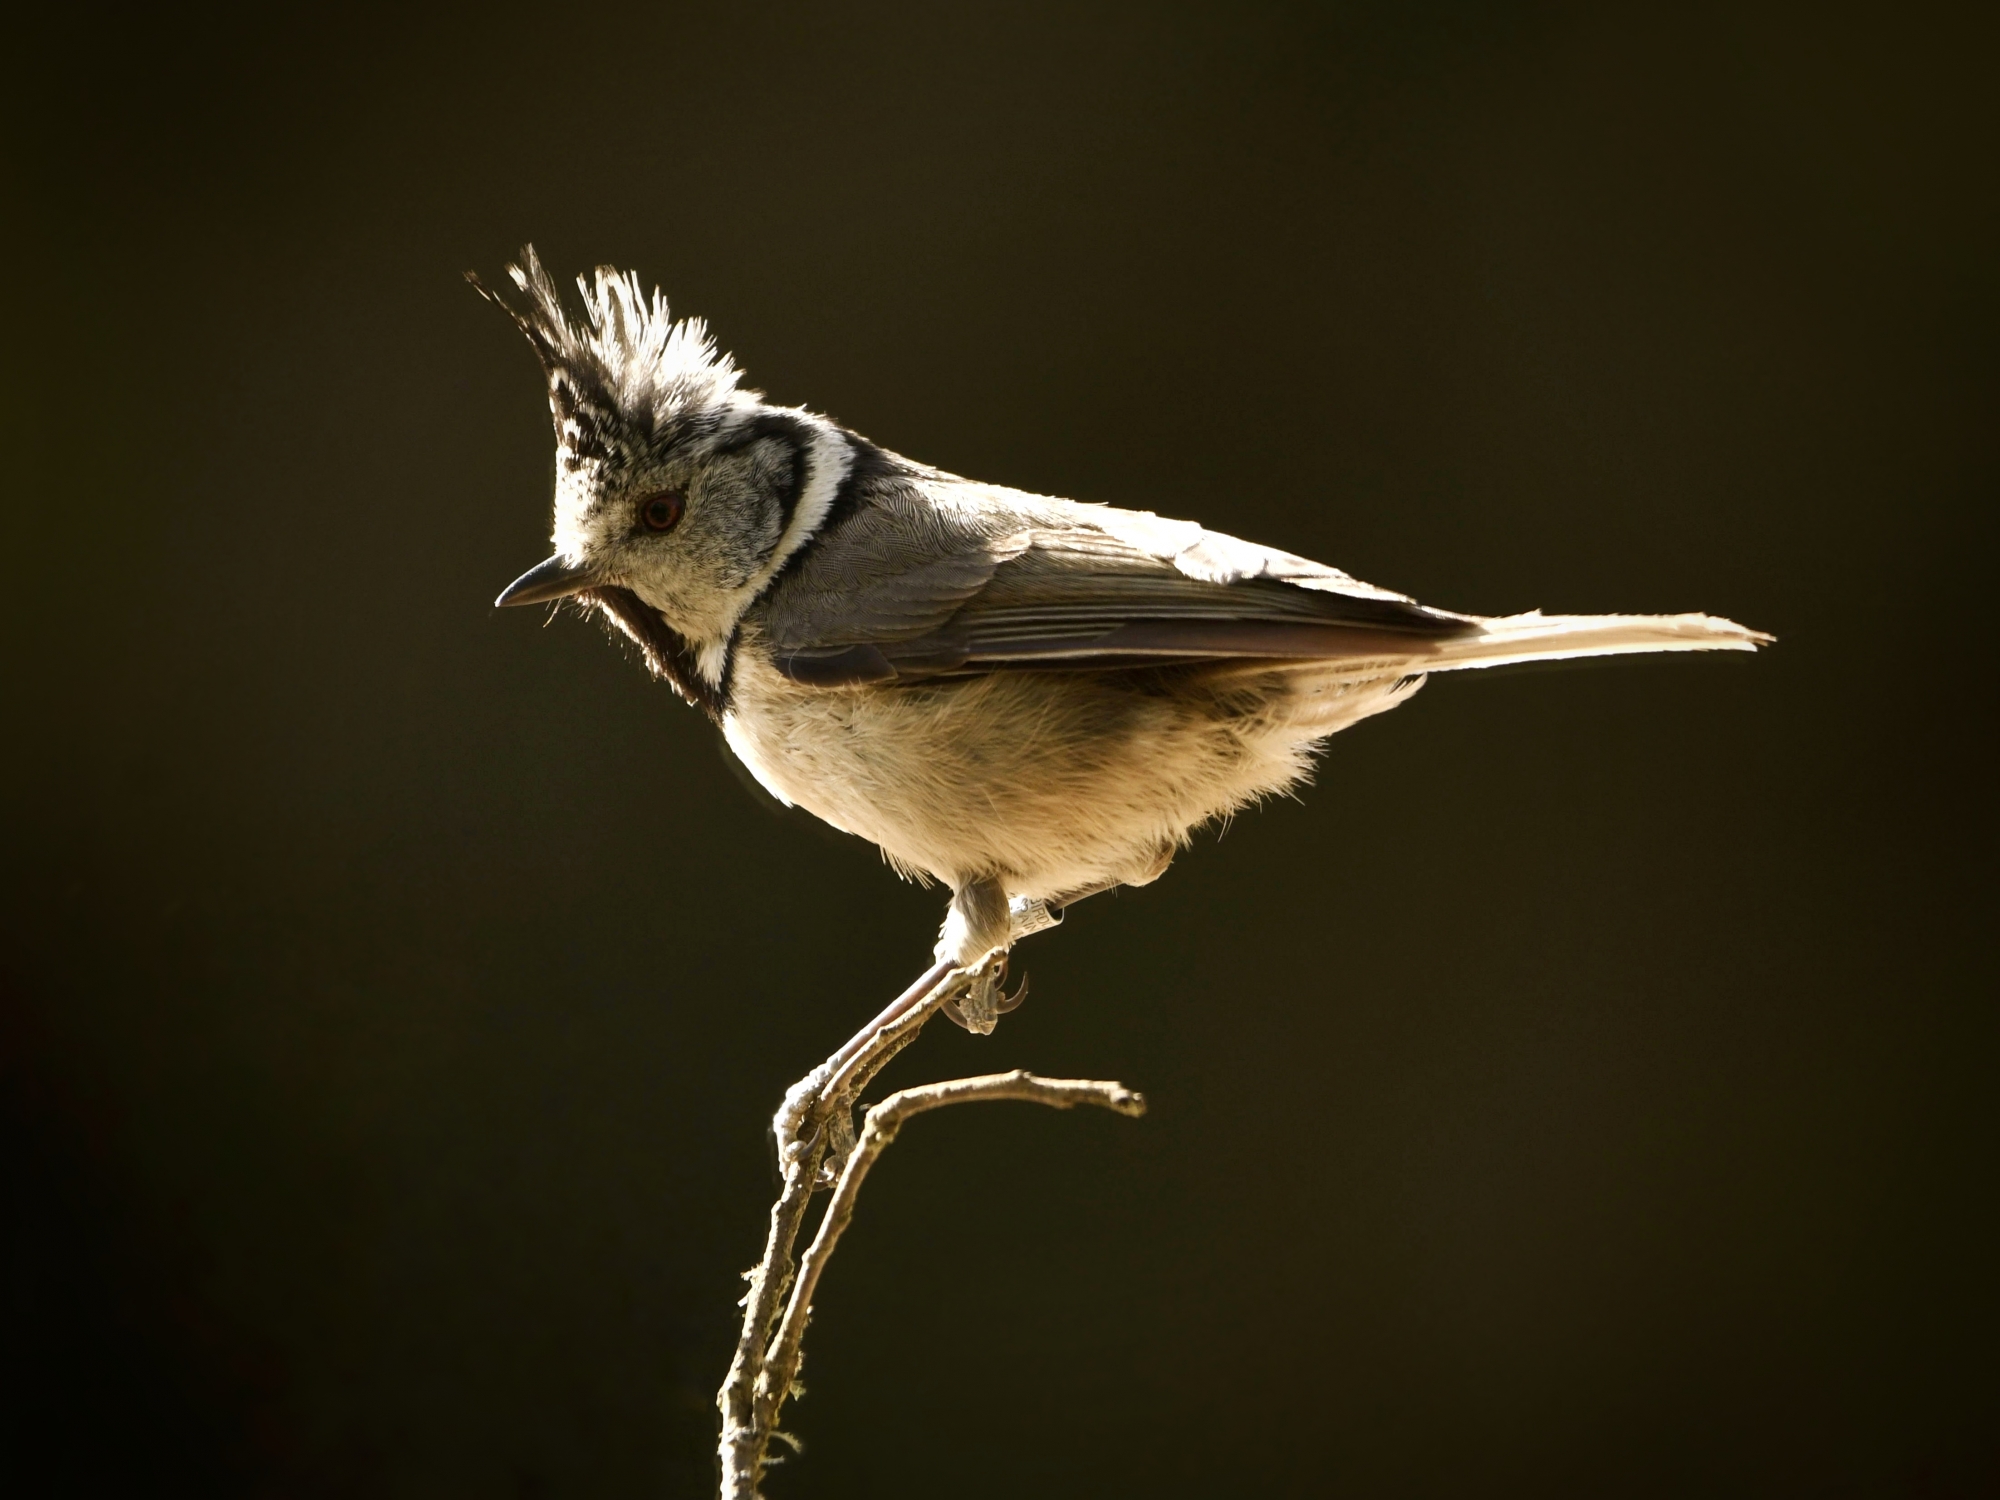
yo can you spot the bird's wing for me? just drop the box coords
[758,487,1476,686]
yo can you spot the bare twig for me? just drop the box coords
[716,958,1145,1499]
[715,1128,822,1490]
[756,1071,1145,1436]
[718,956,972,1496]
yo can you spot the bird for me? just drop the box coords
[474,249,1769,1032]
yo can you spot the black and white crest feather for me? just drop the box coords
[466,245,753,466]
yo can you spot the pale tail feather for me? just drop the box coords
[1226,610,1770,689]
[1423,610,1771,673]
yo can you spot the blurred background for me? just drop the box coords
[3,2,1992,1495]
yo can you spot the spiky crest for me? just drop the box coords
[465,245,752,463]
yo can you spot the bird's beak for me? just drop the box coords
[495,554,597,607]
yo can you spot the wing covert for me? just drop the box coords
[757,485,1475,686]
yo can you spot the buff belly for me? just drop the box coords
[722,647,1422,901]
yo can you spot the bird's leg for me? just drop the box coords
[936,878,1038,1034]
[947,867,1169,1030]
[1007,893,1064,940]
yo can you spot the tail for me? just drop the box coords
[1216,607,1768,741]
[1422,610,1771,673]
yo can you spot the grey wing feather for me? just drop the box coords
[759,483,1474,685]
[758,484,1020,626]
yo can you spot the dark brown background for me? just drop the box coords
[4,2,1992,1495]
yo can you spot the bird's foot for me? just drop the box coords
[942,952,1029,1034]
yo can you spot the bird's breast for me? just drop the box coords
[719,640,1340,898]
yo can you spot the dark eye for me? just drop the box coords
[638,491,684,533]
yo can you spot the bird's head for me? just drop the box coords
[473,247,853,689]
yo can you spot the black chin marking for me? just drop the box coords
[581,586,730,722]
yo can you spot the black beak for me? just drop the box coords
[495,555,596,608]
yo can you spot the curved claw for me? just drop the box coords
[993,974,1030,1014]
[939,950,1021,1035]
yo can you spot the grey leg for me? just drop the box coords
[937,877,1032,1035]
